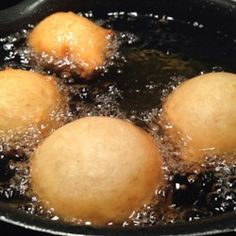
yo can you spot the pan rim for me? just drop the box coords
[0,203,235,236]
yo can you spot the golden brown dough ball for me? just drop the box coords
[0,68,61,134]
[163,72,236,163]
[31,117,162,225]
[28,12,113,79]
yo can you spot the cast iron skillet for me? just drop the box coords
[0,0,235,235]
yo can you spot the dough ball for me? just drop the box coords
[31,117,162,225]
[163,72,236,163]
[0,68,61,134]
[28,12,113,79]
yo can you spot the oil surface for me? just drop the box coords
[0,11,235,226]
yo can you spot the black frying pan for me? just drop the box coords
[0,0,235,235]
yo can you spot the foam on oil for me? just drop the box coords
[0,11,235,226]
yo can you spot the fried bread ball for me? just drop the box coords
[28,12,113,79]
[0,68,61,134]
[31,117,163,225]
[163,72,236,163]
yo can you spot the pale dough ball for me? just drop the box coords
[163,72,236,163]
[0,68,61,133]
[31,117,162,225]
[28,12,113,79]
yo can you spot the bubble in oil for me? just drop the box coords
[0,150,30,204]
